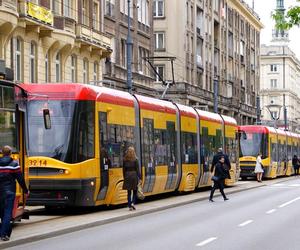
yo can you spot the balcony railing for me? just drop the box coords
[19,1,53,26]
[0,0,18,14]
[76,25,111,49]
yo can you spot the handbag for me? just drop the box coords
[211,175,219,182]
[137,181,145,200]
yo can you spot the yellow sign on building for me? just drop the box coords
[27,2,53,25]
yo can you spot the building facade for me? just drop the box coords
[260,45,300,131]
[153,0,263,124]
[0,0,111,84]
[259,0,300,132]
[103,0,154,96]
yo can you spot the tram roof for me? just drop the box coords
[238,125,272,133]
[134,94,177,114]
[195,109,223,123]
[222,115,237,126]
[20,83,136,106]
[176,104,197,118]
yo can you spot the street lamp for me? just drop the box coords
[265,103,282,128]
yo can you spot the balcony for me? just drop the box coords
[19,1,53,27]
[0,0,18,26]
[76,25,111,52]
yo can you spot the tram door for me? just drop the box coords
[142,118,155,193]
[97,112,109,200]
[165,121,177,190]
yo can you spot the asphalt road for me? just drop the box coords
[8,177,300,250]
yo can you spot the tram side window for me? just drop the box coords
[288,145,292,161]
[201,127,214,171]
[78,111,95,161]
[271,143,278,162]
[0,86,17,151]
[106,124,134,168]
[278,142,286,161]
[181,132,197,164]
[154,129,167,165]
[225,137,236,163]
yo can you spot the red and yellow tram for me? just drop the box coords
[22,83,239,207]
[239,125,299,179]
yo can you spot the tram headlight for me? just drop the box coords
[64,169,70,175]
[90,181,95,186]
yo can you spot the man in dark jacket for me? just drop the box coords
[211,148,231,179]
[209,156,229,202]
[0,145,29,241]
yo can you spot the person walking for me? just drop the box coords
[0,145,29,241]
[292,155,299,176]
[254,153,264,182]
[122,146,141,211]
[209,156,229,202]
[211,148,231,179]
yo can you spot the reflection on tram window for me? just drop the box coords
[239,132,268,159]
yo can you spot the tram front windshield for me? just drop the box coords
[27,100,75,161]
[239,132,268,159]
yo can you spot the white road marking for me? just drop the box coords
[288,184,300,187]
[238,220,253,227]
[266,209,276,214]
[278,197,300,208]
[196,237,217,247]
[272,184,284,186]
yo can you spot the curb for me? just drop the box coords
[0,178,291,249]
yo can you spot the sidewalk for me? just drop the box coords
[0,178,292,249]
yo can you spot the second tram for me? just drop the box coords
[23,83,239,207]
[239,125,298,179]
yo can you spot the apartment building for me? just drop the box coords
[153,0,263,124]
[103,0,154,96]
[260,45,300,131]
[0,0,111,83]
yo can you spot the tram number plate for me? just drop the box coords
[29,159,47,167]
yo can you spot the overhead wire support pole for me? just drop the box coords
[126,0,133,94]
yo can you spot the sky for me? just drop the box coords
[244,0,300,58]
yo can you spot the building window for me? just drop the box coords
[154,32,165,50]
[120,0,132,16]
[71,55,77,82]
[14,38,22,82]
[138,0,149,25]
[153,0,164,17]
[64,0,71,17]
[55,53,61,82]
[29,42,36,83]
[270,79,277,88]
[154,65,164,82]
[270,64,278,72]
[45,53,49,82]
[121,39,127,67]
[53,0,61,14]
[93,1,99,30]
[83,59,89,83]
[105,0,115,17]
[82,0,89,25]
[93,61,98,81]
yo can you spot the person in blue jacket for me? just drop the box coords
[0,145,29,241]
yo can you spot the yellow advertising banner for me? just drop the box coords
[27,2,53,25]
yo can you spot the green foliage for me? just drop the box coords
[272,1,300,30]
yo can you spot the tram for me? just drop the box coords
[238,125,298,179]
[0,75,28,220]
[22,83,239,207]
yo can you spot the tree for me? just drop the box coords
[273,1,300,30]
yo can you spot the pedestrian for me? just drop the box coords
[122,146,141,211]
[209,156,229,202]
[254,153,264,182]
[211,147,231,179]
[0,145,29,241]
[292,155,299,176]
